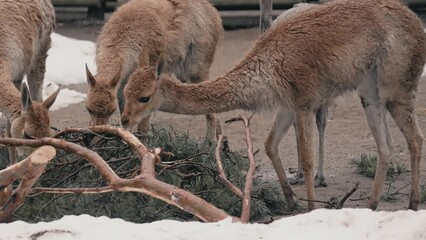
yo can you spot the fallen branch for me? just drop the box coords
[0,146,56,222]
[225,114,257,223]
[337,182,359,209]
[298,182,360,209]
[0,122,260,223]
[0,127,233,223]
[215,135,243,199]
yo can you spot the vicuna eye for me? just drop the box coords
[138,96,151,103]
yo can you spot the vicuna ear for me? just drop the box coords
[21,82,32,111]
[86,64,96,88]
[154,54,167,80]
[139,47,150,68]
[42,87,60,110]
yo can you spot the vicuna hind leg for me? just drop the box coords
[315,104,328,187]
[290,104,328,187]
[357,72,392,210]
[265,110,297,210]
[27,43,49,102]
[388,101,423,210]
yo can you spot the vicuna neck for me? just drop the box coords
[158,60,280,115]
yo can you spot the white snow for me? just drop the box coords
[46,33,96,86]
[39,32,96,111]
[0,209,425,240]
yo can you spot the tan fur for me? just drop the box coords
[0,0,59,155]
[87,0,223,139]
[124,0,426,211]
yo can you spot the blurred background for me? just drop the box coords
[52,0,426,28]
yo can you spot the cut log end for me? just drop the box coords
[30,146,56,165]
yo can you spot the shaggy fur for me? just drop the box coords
[87,0,223,139]
[0,0,59,151]
[123,0,426,211]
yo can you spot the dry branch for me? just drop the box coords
[0,126,233,222]
[225,115,257,223]
[215,135,243,198]
[298,182,360,209]
[0,124,260,223]
[337,182,359,209]
[0,146,56,222]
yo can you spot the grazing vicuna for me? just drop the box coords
[86,0,223,140]
[0,0,59,155]
[122,0,426,211]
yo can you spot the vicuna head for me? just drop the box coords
[85,65,121,125]
[10,83,60,155]
[120,51,167,129]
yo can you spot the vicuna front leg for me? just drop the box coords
[294,110,316,211]
[265,110,296,210]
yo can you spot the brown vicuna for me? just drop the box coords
[86,0,223,140]
[0,0,59,155]
[273,3,330,187]
[122,0,426,211]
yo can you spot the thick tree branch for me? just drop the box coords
[0,137,120,184]
[0,146,56,222]
[1,126,234,222]
[0,125,260,223]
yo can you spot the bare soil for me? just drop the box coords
[39,20,426,212]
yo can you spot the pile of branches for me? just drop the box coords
[1,124,287,223]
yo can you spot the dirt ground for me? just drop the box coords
[39,16,426,212]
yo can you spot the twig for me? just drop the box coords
[215,135,243,199]
[224,114,257,223]
[33,194,66,221]
[298,197,337,208]
[31,186,114,195]
[337,182,359,209]
[239,115,256,223]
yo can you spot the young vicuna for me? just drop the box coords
[0,0,59,154]
[86,0,223,139]
[122,0,426,211]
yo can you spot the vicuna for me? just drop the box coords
[0,0,59,156]
[122,0,426,211]
[86,0,223,140]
